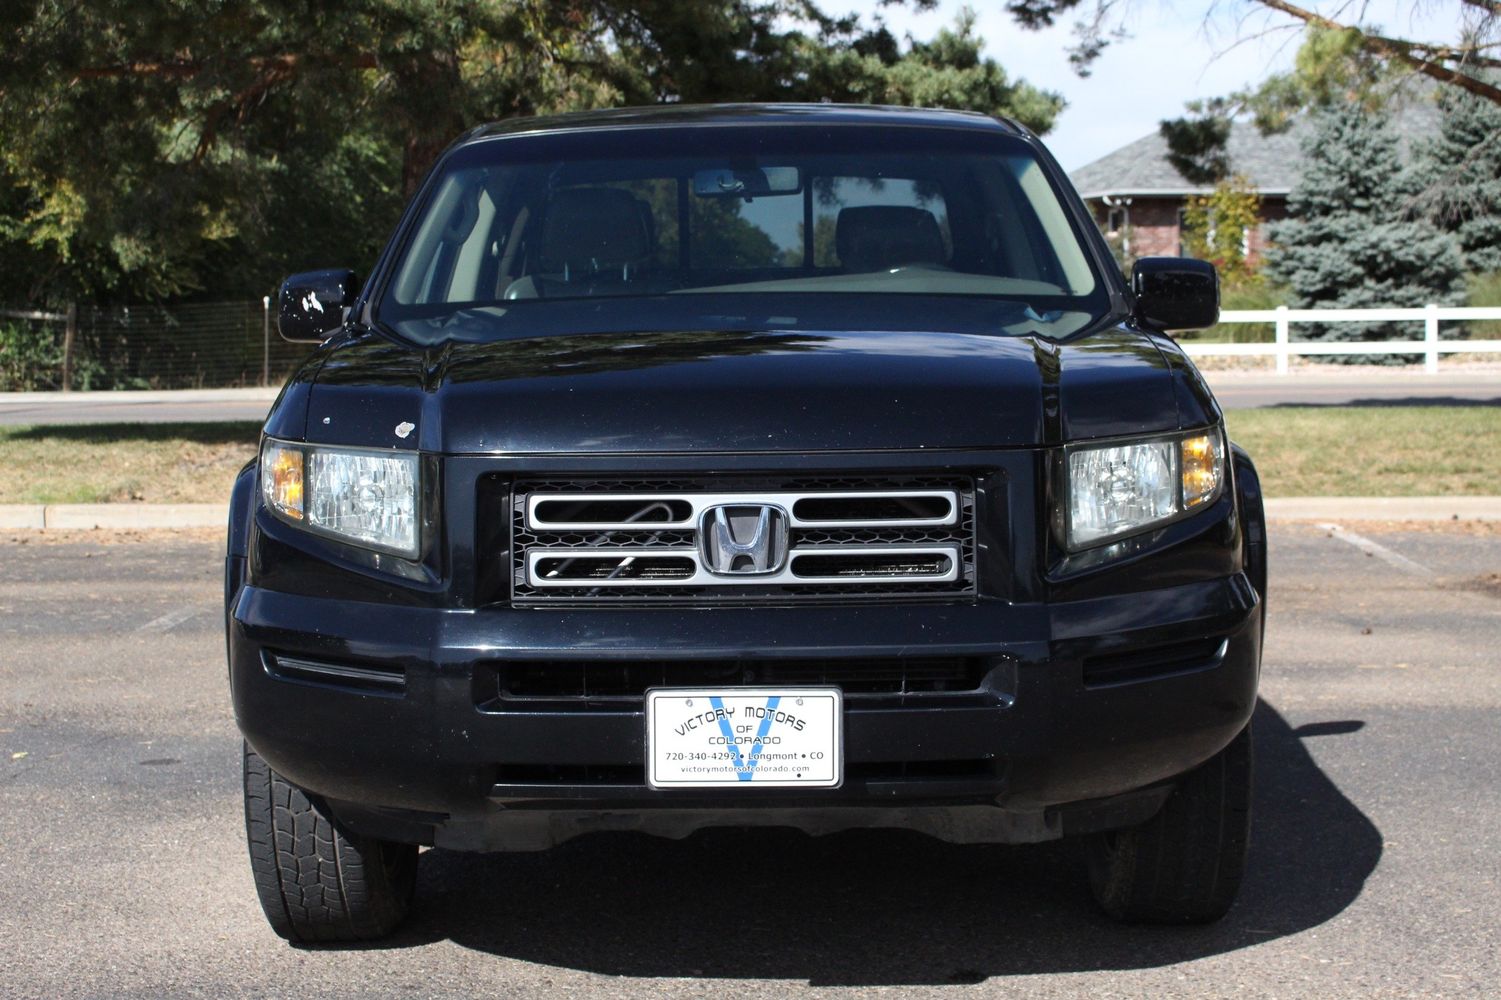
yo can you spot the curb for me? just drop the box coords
[0,503,227,530]
[5,498,1501,531]
[1263,497,1501,521]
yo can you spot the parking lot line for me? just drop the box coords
[1316,523,1434,577]
[134,605,207,633]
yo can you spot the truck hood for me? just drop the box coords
[300,326,1182,454]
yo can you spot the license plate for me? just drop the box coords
[645,688,843,788]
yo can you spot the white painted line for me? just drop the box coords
[1316,523,1434,577]
[135,606,207,634]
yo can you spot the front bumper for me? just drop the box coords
[229,571,1261,850]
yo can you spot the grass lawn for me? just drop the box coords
[0,408,1497,503]
[1225,406,1501,497]
[0,422,259,504]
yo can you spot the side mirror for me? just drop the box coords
[277,269,360,343]
[1131,257,1219,333]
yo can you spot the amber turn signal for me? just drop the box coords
[1180,432,1223,509]
[262,441,305,520]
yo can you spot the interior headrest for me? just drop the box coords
[835,205,945,273]
[541,188,652,270]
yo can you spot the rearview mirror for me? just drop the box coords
[692,166,801,198]
[277,269,359,343]
[1131,257,1219,333]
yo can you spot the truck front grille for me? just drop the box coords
[509,475,976,604]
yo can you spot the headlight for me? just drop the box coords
[1065,428,1224,549]
[261,439,420,557]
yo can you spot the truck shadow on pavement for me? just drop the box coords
[1269,396,1501,408]
[390,699,1379,985]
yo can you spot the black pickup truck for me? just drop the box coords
[226,104,1265,942]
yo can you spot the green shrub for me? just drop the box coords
[1467,271,1501,340]
[0,320,107,391]
[0,321,65,391]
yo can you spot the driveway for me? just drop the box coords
[1204,370,1501,409]
[0,523,1498,997]
[0,388,277,426]
[2,368,1497,425]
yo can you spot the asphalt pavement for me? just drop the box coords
[1205,372,1501,409]
[1,369,1498,426]
[1,523,1498,998]
[0,388,277,426]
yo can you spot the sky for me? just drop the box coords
[825,1,1461,172]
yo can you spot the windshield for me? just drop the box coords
[376,125,1110,344]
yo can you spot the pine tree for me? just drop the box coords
[1418,87,1501,275]
[0,2,1063,305]
[1265,101,1465,358]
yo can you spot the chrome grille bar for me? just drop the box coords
[526,489,959,531]
[525,545,961,588]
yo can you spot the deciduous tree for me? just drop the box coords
[0,1,1062,305]
[1002,0,1500,106]
[1180,175,1262,285]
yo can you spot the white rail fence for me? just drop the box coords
[1185,305,1501,374]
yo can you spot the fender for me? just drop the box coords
[1231,441,1267,623]
[225,459,258,631]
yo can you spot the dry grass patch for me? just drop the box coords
[1225,406,1501,497]
[1,407,1497,505]
[0,422,259,504]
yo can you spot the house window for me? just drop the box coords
[1176,207,1188,256]
[1106,207,1126,234]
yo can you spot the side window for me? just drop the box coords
[812,178,952,269]
[390,167,511,305]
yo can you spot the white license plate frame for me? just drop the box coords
[645,687,843,789]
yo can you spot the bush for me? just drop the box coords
[0,321,65,391]
[1467,271,1501,340]
[1180,176,1262,285]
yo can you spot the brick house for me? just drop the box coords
[1067,102,1438,266]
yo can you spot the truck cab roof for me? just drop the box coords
[457,103,1029,146]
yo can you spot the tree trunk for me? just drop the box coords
[395,50,469,199]
[61,302,77,392]
[402,133,456,199]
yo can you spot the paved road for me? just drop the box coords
[2,524,1499,998]
[0,390,276,426]
[1205,373,1501,409]
[1,370,1497,426]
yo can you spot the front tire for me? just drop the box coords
[242,742,417,942]
[1086,724,1252,924]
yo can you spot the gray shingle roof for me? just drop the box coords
[1067,98,1440,200]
